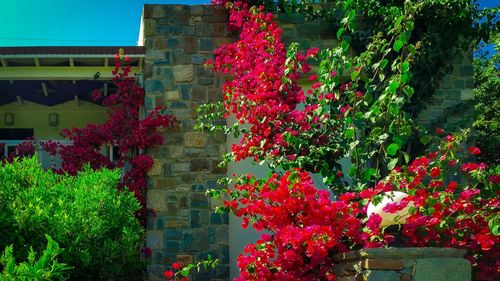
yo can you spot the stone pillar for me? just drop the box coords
[142,4,230,281]
[332,248,471,281]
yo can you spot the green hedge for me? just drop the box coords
[0,157,144,280]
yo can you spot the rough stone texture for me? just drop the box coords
[333,248,471,281]
[143,5,229,281]
[416,56,474,132]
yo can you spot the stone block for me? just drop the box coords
[400,273,412,281]
[147,264,165,281]
[165,229,182,240]
[173,65,194,82]
[167,37,181,48]
[183,26,196,36]
[192,54,208,65]
[460,65,473,77]
[145,79,164,93]
[413,258,471,281]
[208,23,227,36]
[195,21,209,36]
[171,101,188,108]
[165,241,180,252]
[460,89,473,101]
[167,145,184,158]
[184,132,208,148]
[180,83,191,100]
[156,25,182,35]
[147,190,167,212]
[184,148,205,157]
[198,78,215,86]
[445,89,461,100]
[165,90,180,101]
[147,159,163,176]
[191,5,204,16]
[156,178,176,189]
[192,86,207,101]
[199,37,214,52]
[177,254,194,266]
[366,270,400,281]
[190,210,201,227]
[152,5,166,18]
[363,259,404,270]
[142,19,157,37]
[173,162,190,173]
[184,36,198,54]
[192,184,205,191]
[207,88,223,101]
[167,203,179,216]
[191,193,209,208]
[146,230,164,250]
[191,158,210,171]
[172,49,190,64]
[162,68,175,90]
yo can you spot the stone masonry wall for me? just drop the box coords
[416,56,474,132]
[142,5,230,281]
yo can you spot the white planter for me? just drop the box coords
[367,191,412,227]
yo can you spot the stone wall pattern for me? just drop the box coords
[142,5,230,281]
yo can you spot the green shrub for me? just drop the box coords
[0,234,72,281]
[0,157,144,280]
[473,31,499,165]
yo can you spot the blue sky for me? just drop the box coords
[0,0,208,46]
[0,0,497,47]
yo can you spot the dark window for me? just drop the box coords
[0,128,34,140]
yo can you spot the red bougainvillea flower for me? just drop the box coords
[468,146,481,155]
[164,270,174,279]
[172,262,182,270]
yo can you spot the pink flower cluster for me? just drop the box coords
[224,138,499,280]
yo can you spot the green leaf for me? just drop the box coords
[393,40,403,52]
[346,127,355,139]
[351,70,360,81]
[387,143,400,156]
[336,27,344,39]
[492,225,500,236]
[395,15,404,27]
[387,158,398,170]
[380,59,388,70]
[348,165,357,177]
[361,168,378,181]
[392,135,407,146]
[402,61,410,72]
[181,267,191,277]
[389,80,399,93]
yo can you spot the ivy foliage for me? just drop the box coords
[260,0,499,116]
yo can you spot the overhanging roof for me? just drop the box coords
[0,46,145,106]
[0,46,145,80]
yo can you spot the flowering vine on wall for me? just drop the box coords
[190,0,500,280]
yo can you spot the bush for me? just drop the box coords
[0,234,72,281]
[0,156,144,280]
